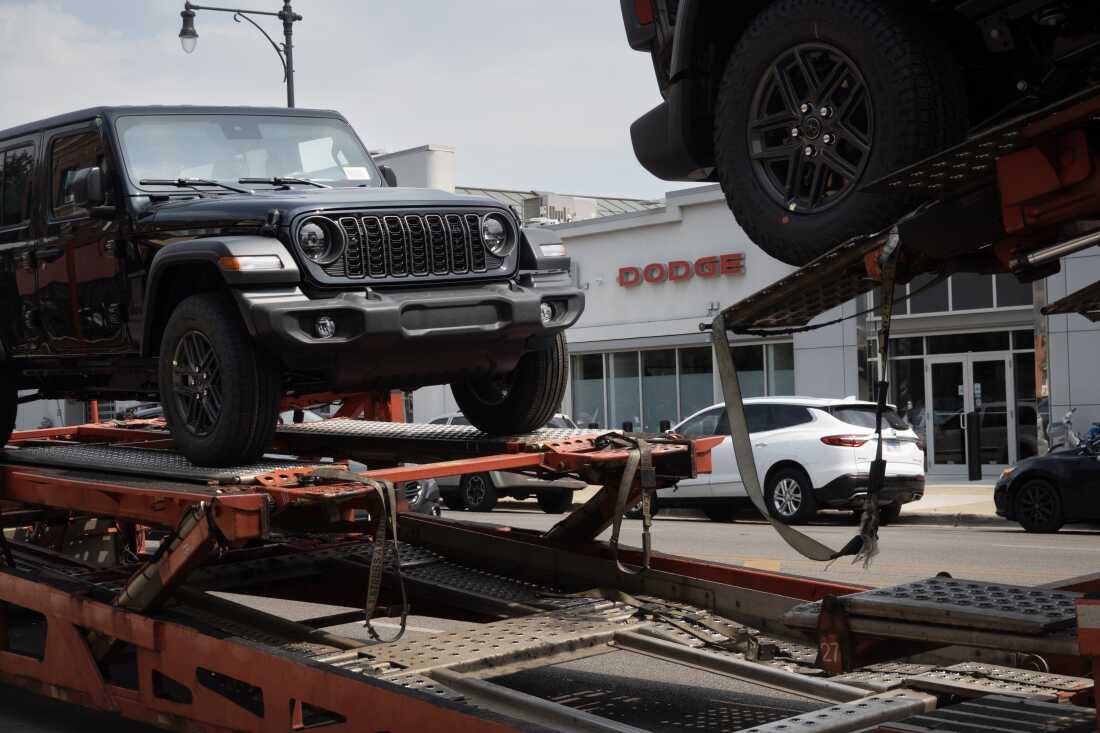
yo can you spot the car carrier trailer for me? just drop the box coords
[5,94,1100,733]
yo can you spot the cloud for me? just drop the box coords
[0,0,695,199]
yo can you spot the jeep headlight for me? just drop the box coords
[481,213,514,257]
[296,217,345,265]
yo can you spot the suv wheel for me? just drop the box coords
[714,0,967,265]
[452,333,567,435]
[159,292,281,467]
[460,473,498,512]
[766,468,817,525]
[536,489,573,514]
[0,369,16,447]
[1014,479,1064,533]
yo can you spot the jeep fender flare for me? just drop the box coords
[142,236,300,357]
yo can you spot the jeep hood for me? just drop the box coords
[144,187,506,227]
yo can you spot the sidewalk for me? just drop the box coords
[557,482,1006,527]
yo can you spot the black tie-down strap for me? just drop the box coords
[606,435,657,576]
[709,232,902,566]
[311,468,408,642]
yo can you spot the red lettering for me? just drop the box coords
[695,256,720,278]
[618,266,641,287]
[720,253,745,276]
[643,262,667,284]
[668,260,692,282]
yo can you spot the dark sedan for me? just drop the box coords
[994,446,1100,532]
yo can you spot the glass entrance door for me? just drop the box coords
[924,354,1016,477]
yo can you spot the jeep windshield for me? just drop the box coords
[115,114,382,191]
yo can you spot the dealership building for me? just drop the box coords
[395,143,1100,480]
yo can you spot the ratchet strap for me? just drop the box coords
[312,468,408,642]
[606,435,656,576]
[709,231,902,565]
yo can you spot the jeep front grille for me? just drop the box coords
[321,210,506,281]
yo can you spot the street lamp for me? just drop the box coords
[177,0,302,108]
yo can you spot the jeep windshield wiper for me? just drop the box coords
[140,178,254,195]
[239,177,331,189]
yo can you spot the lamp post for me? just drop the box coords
[178,0,302,108]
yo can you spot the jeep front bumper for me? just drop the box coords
[233,272,583,390]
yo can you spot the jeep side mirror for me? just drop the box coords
[70,167,104,208]
[380,165,398,187]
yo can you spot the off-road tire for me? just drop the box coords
[765,467,818,525]
[452,333,568,435]
[159,292,281,467]
[1014,479,1064,533]
[460,473,498,512]
[714,0,968,265]
[536,489,573,514]
[0,369,16,447]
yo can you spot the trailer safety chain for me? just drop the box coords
[605,435,657,576]
[311,467,408,643]
[710,230,909,566]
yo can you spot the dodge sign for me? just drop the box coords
[618,253,745,288]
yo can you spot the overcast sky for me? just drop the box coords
[0,0,695,200]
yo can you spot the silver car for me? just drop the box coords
[431,413,587,513]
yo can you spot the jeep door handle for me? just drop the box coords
[36,246,64,264]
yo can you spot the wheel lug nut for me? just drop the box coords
[803,145,817,158]
[790,127,801,138]
[822,133,836,145]
[819,106,834,118]
[799,102,812,114]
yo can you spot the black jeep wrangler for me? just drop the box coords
[0,106,582,465]
[622,0,1100,266]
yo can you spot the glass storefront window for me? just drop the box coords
[951,273,994,310]
[679,348,713,420]
[733,345,766,398]
[642,350,677,432]
[767,343,795,395]
[1014,351,1038,459]
[996,273,1033,307]
[909,274,950,314]
[891,359,926,436]
[571,354,605,428]
[1012,330,1034,350]
[927,332,1010,354]
[610,351,641,431]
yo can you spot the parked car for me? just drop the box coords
[664,398,925,524]
[620,0,1098,266]
[994,443,1100,532]
[431,412,587,513]
[0,106,582,466]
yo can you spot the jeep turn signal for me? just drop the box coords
[217,255,284,271]
[821,435,870,447]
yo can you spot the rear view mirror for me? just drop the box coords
[70,167,104,208]
[380,165,398,187]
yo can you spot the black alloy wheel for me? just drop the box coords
[171,331,223,438]
[460,473,498,513]
[748,43,873,216]
[1014,479,1064,533]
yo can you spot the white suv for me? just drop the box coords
[666,398,925,524]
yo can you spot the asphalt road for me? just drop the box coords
[3,504,1096,732]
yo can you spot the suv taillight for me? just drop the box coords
[821,435,869,447]
[635,0,655,24]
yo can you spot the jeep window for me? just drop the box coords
[1,145,33,226]
[115,115,381,189]
[51,131,102,218]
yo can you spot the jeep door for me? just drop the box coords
[41,123,129,353]
[0,137,44,357]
